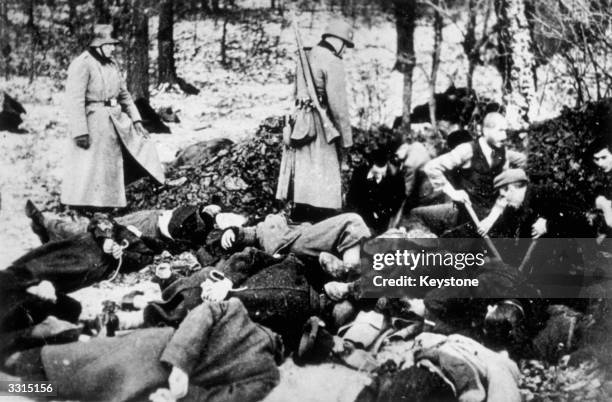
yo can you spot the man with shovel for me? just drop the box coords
[492,169,591,296]
[409,112,526,237]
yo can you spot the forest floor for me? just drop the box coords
[0,7,608,402]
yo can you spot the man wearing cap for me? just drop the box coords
[416,112,526,235]
[61,24,164,211]
[284,19,355,222]
[493,169,592,296]
[587,137,612,233]
[493,169,590,239]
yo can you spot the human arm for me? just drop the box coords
[160,302,218,375]
[117,75,142,123]
[324,59,352,148]
[398,142,431,196]
[423,143,474,203]
[595,195,612,229]
[220,226,258,251]
[477,197,508,236]
[531,186,586,237]
[88,217,128,260]
[65,57,90,147]
[117,75,148,138]
[506,149,527,169]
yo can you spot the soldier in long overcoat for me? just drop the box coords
[277,19,354,221]
[61,24,164,209]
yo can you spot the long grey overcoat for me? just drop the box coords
[278,43,353,209]
[61,50,164,208]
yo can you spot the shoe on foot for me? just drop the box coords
[319,252,352,279]
[25,199,49,243]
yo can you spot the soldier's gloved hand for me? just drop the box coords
[74,134,90,149]
[200,278,233,302]
[168,366,189,400]
[26,280,57,303]
[134,121,150,139]
[103,239,124,260]
[221,229,236,250]
[149,388,176,402]
[531,217,547,238]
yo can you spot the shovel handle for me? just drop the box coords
[518,239,539,273]
[463,202,504,261]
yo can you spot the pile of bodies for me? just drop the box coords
[2,112,612,402]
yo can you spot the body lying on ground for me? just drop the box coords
[2,298,282,402]
[10,213,156,294]
[219,212,371,279]
[27,200,220,255]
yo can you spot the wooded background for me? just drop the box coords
[2,0,611,134]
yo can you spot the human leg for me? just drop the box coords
[402,202,459,235]
[290,213,371,257]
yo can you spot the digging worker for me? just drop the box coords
[61,24,164,212]
[410,112,526,236]
[492,169,592,296]
[346,147,406,234]
[278,19,354,223]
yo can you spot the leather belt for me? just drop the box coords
[86,98,118,107]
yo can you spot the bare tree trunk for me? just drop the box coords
[157,0,199,94]
[464,0,477,91]
[157,0,176,85]
[220,15,229,67]
[201,0,211,14]
[126,0,148,100]
[27,0,36,84]
[211,0,220,13]
[495,0,536,128]
[393,0,417,140]
[0,0,9,80]
[67,0,77,35]
[94,0,111,24]
[429,2,443,133]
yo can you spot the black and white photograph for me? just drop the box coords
[1,0,612,401]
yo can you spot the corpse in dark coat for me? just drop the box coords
[40,299,281,402]
[145,247,322,350]
[8,215,156,294]
[37,205,216,256]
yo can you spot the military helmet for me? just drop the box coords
[322,19,355,48]
[90,24,120,47]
